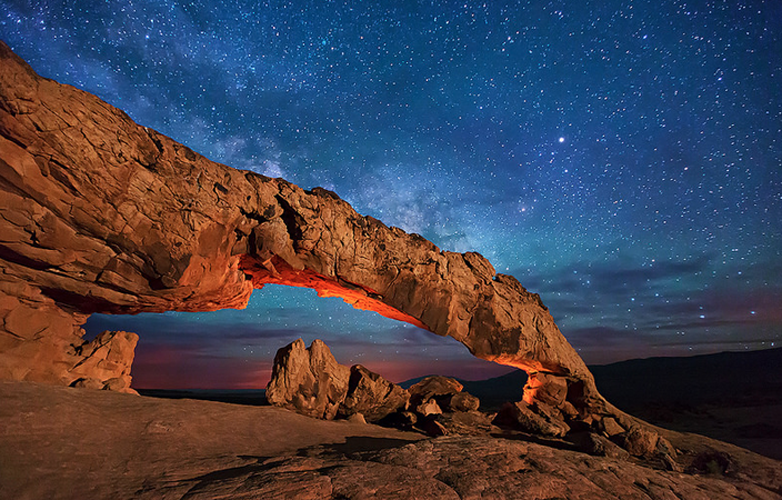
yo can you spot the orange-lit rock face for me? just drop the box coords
[522,372,568,406]
[240,255,431,331]
[0,41,604,416]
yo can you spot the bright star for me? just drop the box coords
[558,137,565,143]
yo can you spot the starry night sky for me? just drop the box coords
[2,0,780,389]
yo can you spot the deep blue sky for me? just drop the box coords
[2,0,780,388]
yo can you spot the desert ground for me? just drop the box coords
[2,370,782,499]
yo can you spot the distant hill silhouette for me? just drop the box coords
[428,347,782,412]
[137,389,267,406]
[590,347,782,410]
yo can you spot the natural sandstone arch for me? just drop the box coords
[0,42,611,418]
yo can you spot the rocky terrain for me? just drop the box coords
[451,347,782,461]
[2,379,781,499]
[266,338,489,437]
[262,339,782,491]
[264,338,673,460]
[137,347,782,461]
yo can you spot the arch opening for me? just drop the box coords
[84,284,515,391]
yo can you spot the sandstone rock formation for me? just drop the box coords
[407,376,483,416]
[265,339,350,419]
[67,330,138,393]
[448,391,481,412]
[266,338,409,422]
[2,40,616,422]
[493,400,571,438]
[338,364,410,422]
[267,339,491,436]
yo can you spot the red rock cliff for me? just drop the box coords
[0,41,610,414]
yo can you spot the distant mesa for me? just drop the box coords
[2,40,629,431]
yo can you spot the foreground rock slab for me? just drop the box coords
[0,380,423,500]
[1,381,780,500]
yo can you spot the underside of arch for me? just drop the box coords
[240,254,431,332]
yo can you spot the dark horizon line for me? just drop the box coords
[130,344,782,391]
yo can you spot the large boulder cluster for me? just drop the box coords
[267,339,680,468]
[492,397,678,467]
[265,338,350,420]
[266,339,491,436]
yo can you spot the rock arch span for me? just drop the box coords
[0,42,609,417]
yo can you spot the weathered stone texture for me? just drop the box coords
[339,364,410,422]
[266,339,409,422]
[265,339,350,419]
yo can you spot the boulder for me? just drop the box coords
[379,411,418,430]
[523,372,568,406]
[598,416,626,437]
[614,426,660,458]
[338,365,409,422]
[559,401,579,420]
[346,413,366,424]
[688,450,736,476]
[567,431,630,460]
[266,339,408,423]
[266,339,350,420]
[415,398,443,416]
[409,376,463,407]
[448,392,481,412]
[70,331,138,394]
[56,331,138,394]
[408,376,485,416]
[417,416,449,437]
[492,401,570,437]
